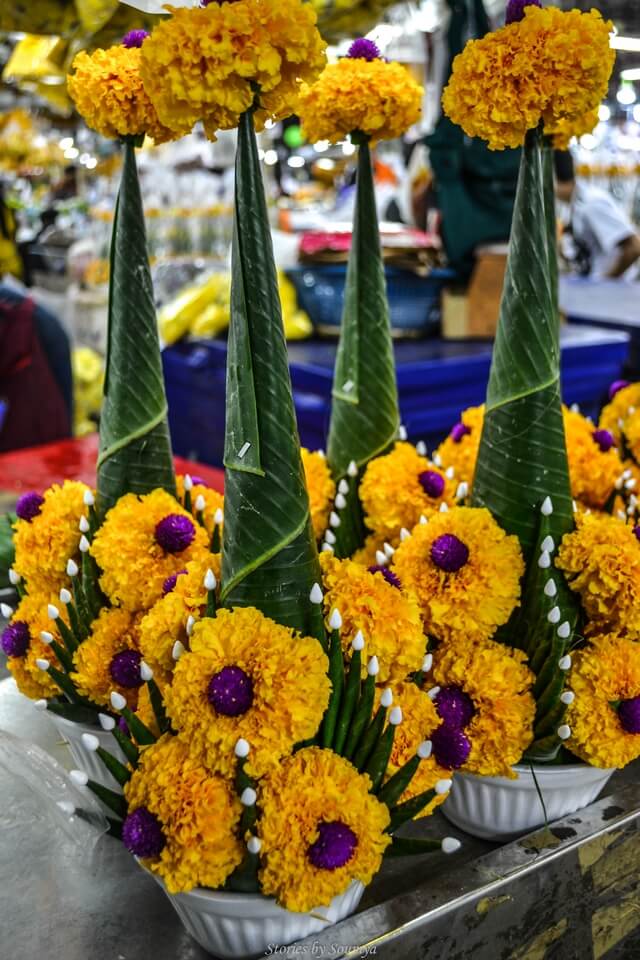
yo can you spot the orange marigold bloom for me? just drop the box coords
[359,442,456,543]
[67,45,177,143]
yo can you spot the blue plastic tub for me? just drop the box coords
[287,265,455,336]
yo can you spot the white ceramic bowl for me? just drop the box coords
[48,713,126,793]
[152,875,364,959]
[443,764,615,840]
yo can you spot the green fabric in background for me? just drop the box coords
[426,0,521,280]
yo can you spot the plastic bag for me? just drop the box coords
[0,729,109,852]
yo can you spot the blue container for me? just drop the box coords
[162,325,629,468]
[286,265,454,336]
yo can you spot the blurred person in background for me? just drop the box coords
[0,284,71,452]
[554,150,640,280]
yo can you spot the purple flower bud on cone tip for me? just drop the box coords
[505,0,541,25]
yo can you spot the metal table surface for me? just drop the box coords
[1,676,640,960]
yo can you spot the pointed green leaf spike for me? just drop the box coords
[220,111,323,640]
[327,140,400,557]
[471,127,573,562]
[97,140,176,519]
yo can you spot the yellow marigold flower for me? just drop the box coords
[442,7,614,150]
[301,448,335,540]
[430,638,535,778]
[564,635,640,769]
[375,681,450,813]
[91,489,209,612]
[139,0,326,140]
[165,608,330,779]
[320,553,425,682]
[433,406,484,488]
[600,383,640,455]
[360,442,456,542]
[258,747,390,913]
[624,417,640,469]
[67,45,177,143]
[299,55,422,144]
[3,592,65,700]
[548,106,599,150]
[176,475,224,539]
[563,407,622,510]
[13,480,91,596]
[392,507,524,644]
[72,607,144,710]
[124,734,243,894]
[557,512,640,634]
[351,532,387,566]
[138,553,221,677]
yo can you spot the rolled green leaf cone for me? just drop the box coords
[97,139,176,519]
[471,126,573,563]
[220,110,323,641]
[327,139,400,558]
[471,127,581,759]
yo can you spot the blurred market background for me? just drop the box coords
[1,0,639,462]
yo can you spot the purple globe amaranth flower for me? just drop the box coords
[122,29,149,48]
[419,470,445,499]
[347,38,381,61]
[450,422,471,444]
[431,533,469,573]
[618,696,640,734]
[15,491,45,522]
[307,821,358,871]
[431,724,472,770]
[155,514,196,554]
[633,525,640,544]
[162,569,187,596]
[1,621,30,658]
[592,429,615,453]
[609,379,630,401]
[368,565,402,589]
[505,0,541,25]
[122,807,166,858]
[109,650,143,689]
[190,475,208,487]
[118,716,130,736]
[434,685,475,729]
[207,665,254,717]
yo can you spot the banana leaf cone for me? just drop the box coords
[471,126,574,559]
[220,110,324,642]
[97,139,176,518]
[327,139,400,557]
[471,126,580,758]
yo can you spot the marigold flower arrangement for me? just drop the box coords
[292,0,636,798]
[1,7,471,950]
[1,2,633,950]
